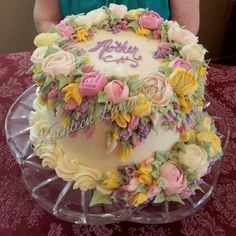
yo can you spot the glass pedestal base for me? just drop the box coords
[5,85,230,224]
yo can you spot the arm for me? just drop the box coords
[34,0,61,33]
[170,0,200,35]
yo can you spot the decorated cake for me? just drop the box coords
[29,4,223,207]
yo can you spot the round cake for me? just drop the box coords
[29,4,223,207]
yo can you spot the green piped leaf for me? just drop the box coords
[97,91,109,104]
[165,194,185,205]
[56,75,72,89]
[89,190,112,206]
[153,192,165,204]
[127,21,140,31]
[135,184,147,194]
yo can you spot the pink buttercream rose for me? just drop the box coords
[169,58,192,71]
[42,50,76,77]
[139,11,163,30]
[57,22,75,37]
[159,161,187,195]
[79,72,108,97]
[104,80,129,104]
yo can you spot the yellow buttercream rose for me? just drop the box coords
[197,131,222,157]
[101,173,120,190]
[132,192,148,206]
[34,33,61,47]
[131,95,152,117]
[168,68,198,96]
[62,83,82,105]
[135,28,151,36]
[127,8,146,20]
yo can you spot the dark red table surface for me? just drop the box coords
[0,51,236,236]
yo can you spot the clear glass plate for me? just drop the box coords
[5,85,230,224]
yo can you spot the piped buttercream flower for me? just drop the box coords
[101,173,121,190]
[79,72,108,97]
[75,15,92,29]
[132,192,148,206]
[109,3,128,19]
[169,58,192,71]
[153,42,172,59]
[126,8,146,21]
[57,22,75,37]
[62,83,82,105]
[87,8,108,25]
[34,33,61,47]
[135,28,151,36]
[197,131,222,157]
[30,46,48,64]
[168,68,198,96]
[42,50,76,77]
[178,144,209,178]
[180,43,207,62]
[118,143,132,160]
[76,28,89,42]
[139,11,163,30]
[141,72,173,107]
[159,161,187,195]
[178,95,194,113]
[167,24,198,45]
[104,80,129,104]
[112,111,131,128]
[131,95,152,117]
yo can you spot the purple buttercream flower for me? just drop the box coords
[137,124,151,139]
[165,111,177,122]
[120,129,132,142]
[75,101,89,113]
[112,24,122,34]
[179,187,196,199]
[153,42,172,59]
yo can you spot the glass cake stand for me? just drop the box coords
[5,85,230,224]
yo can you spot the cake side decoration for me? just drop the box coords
[29,4,223,207]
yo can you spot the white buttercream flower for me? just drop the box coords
[109,3,128,19]
[179,144,209,178]
[180,43,207,62]
[42,50,76,77]
[168,24,198,45]
[30,46,48,64]
[75,15,92,29]
[87,8,108,25]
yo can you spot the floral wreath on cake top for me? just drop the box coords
[29,4,223,207]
